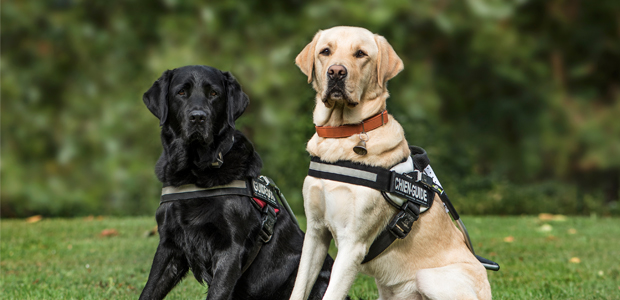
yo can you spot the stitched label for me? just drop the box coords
[389,172,429,206]
[251,179,278,207]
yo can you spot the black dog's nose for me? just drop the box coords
[189,110,207,124]
[327,65,347,81]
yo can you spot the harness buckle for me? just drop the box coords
[417,172,441,194]
[412,170,422,182]
[260,175,283,197]
[387,202,420,239]
[422,176,433,187]
[259,205,277,243]
[211,152,224,168]
[411,170,439,192]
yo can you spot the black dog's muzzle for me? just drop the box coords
[189,110,207,124]
[182,108,212,142]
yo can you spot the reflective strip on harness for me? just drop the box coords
[162,180,247,195]
[308,157,393,191]
[309,161,378,182]
[161,180,251,204]
[308,157,436,207]
[160,178,282,209]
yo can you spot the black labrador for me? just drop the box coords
[139,65,336,300]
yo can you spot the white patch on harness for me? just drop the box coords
[423,164,442,189]
[422,164,449,214]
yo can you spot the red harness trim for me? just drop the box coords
[315,110,389,138]
[253,197,279,213]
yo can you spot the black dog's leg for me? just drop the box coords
[204,246,246,300]
[306,256,337,300]
[139,242,189,300]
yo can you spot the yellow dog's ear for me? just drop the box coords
[295,30,322,83]
[374,35,404,88]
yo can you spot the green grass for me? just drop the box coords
[2,216,619,299]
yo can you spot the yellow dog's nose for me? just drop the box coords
[327,65,347,81]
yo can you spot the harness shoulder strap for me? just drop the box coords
[361,201,420,263]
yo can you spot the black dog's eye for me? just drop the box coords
[210,91,217,96]
[178,89,186,96]
[354,50,367,58]
[320,48,331,56]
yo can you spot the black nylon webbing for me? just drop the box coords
[361,229,397,264]
[439,192,460,221]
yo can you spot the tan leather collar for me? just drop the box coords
[315,110,388,138]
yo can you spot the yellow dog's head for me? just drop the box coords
[296,26,403,109]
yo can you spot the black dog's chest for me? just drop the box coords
[157,197,261,281]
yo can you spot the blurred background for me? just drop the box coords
[1,0,619,218]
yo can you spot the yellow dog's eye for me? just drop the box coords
[355,50,367,58]
[178,89,186,96]
[320,48,331,56]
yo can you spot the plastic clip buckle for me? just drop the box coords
[411,170,422,182]
[421,173,434,187]
[259,205,277,243]
[260,175,281,196]
[412,170,436,191]
[259,175,272,188]
[388,202,419,239]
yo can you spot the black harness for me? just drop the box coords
[308,146,500,271]
[160,175,299,279]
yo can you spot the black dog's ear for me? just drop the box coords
[222,71,249,129]
[143,69,173,126]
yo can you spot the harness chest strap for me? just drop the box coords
[159,176,297,278]
[160,177,283,239]
[308,157,436,208]
[307,152,500,271]
[162,176,279,203]
[308,156,436,264]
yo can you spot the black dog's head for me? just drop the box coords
[143,65,249,168]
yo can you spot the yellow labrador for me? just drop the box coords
[290,26,491,300]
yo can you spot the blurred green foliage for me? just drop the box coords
[2,0,619,217]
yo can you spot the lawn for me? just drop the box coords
[1,215,619,299]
